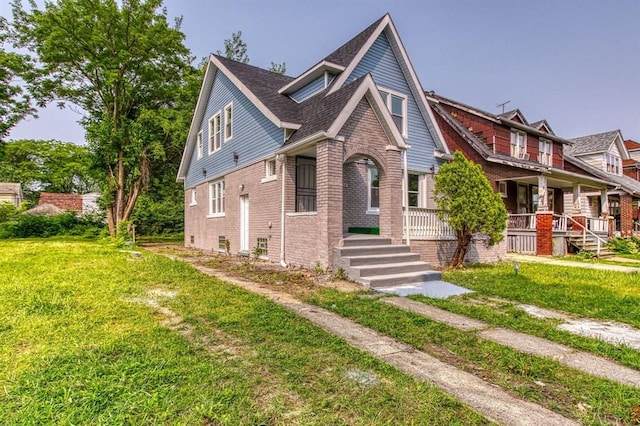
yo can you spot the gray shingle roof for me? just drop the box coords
[565,154,640,195]
[284,76,366,146]
[0,182,21,194]
[566,130,620,155]
[214,55,302,124]
[323,15,385,67]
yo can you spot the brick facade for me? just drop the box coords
[38,193,83,212]
[342,161,379,231]
[410,236,507,266]
[620,194,634,236]
[535,212,553,255]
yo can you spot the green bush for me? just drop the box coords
[0,202,19,223]
[0,212,106,239]
[608,237,640,254]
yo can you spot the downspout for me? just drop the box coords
[403,149,410,246]
[279,154,288,267]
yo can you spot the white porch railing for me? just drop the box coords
[587,217,609,233]
[406,208,455,239]
[507,213,536,230]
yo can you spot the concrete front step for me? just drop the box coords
[341,252,421,266]
[351,261,430,279]
[341,235,392,247]
[360,270,443,288]
[335,244,411,257]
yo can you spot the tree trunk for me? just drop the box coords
[450,230,472,268]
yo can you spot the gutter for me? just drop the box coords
[279,154,288,267]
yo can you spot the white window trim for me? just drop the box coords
[208,112,221,155]
[190,188,197,206]
[207,179,225,218]
[224,102,233,142]
[604,153,621,175]
[196,131,203,160]
[378,86,408,138]
[510,130,527,159]
[261,158,277,183]
[367,166,380,215]
[498,181,508,198]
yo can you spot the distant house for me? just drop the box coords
[0,183,24,207]
[623,139,640,182]
[24,192,100,216]
[565,130,640,235]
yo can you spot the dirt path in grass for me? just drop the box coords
[143,245,581,426]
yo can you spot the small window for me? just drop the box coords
[266,159,276,177]
[368,166,380,212]
[256,237,268,257]
[218,236,227,250]
[498,181,508,198]
[196,131,203,159]
[190,189,197,206]
[208,179,225,216]
[510,130,527,159]
[379,87,407,137]
[408,174,419,207]
[224,103,233,142]
[208,112,221,154]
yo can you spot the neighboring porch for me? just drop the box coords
[500,174,614,256]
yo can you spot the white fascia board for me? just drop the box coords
[278,61,345,94]
[276,132,330,155]
[177,55,218,181]
[614,131,631,160]
[327,75,407,149]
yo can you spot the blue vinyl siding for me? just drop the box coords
[185,71,282,188]
[346,32,438,172]
[290,75,325,102]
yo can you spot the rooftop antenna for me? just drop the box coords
[497,100,511,113]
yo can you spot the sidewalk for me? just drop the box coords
[506,253,640,273]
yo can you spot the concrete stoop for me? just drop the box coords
[334,235,442,288]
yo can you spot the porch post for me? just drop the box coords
[600,189,609,216]
[620,194,633,236]
[535,212,553,255]
[537,175,549,212]
[571,183,587,232]
[380,147,403,244]
[316,139,344,268]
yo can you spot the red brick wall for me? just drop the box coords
[620,194,634,236]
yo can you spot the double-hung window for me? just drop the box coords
[408,174,420,207]
[224,103,233,142]
[208,179,225,216]
[510,130,527,159]
[208,112,221,154]
[605,153,621,175]
[190,189,197,206]
[196,131,203,159]
[538,139,552,166]
[379,88,407,137]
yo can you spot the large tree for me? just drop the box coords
[0,139,97,204]
[0,16,37,141]
[11,0,193,235]
[434,151,507,267]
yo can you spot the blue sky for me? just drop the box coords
[2,0,639,143]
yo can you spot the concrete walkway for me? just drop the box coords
[383,297,640,388]
[506,254,640,273]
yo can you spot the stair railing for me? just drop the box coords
[565,215,608,256]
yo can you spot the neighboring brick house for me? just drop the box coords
[0,183,24,207]
[178,14,513,272]
[37,193,83,212]
[426,92,620,255]
[565,131,640,235]
[623,139,640,182]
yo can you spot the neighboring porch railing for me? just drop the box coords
[587,217,609,233]
[405,207,455,239]
[507,213,536,230]
[566,215,608,256]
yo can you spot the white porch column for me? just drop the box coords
[600,188,609,216]
[572,184,583,215]
[537,175,549,212]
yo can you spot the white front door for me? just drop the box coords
[240,195,249,252]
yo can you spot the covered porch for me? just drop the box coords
[501,172,612,256]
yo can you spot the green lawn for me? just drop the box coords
[0,239,487,425]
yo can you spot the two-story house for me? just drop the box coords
[179,14,506,281]
[426,92,620,255]
[623,139,640,182]
[565,130,640,235]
